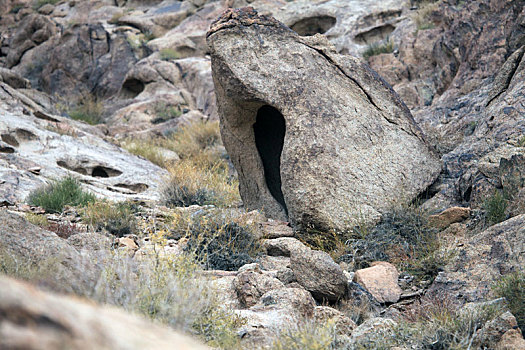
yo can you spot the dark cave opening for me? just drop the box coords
[253,105,287,213]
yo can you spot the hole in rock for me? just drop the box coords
[1,134,19,147]
[354,24,395,45]
[15,128,37,141]
[253,105,287,213]
[92,166,122,178]
[114,183,149,193]
[120,78,145,99]
[290,16,336,36]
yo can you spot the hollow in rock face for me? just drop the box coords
[254,105,287,214]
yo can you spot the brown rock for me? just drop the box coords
[428,206,471,229]
[0,276,210,350]
[496,329,525,350]
[354,262,401,304]
[233,270,284,308]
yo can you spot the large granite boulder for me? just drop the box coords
[207,8,440,231]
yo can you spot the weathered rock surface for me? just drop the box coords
[0,83,168,204]
[0,276,210,350]
[237,287,316,346]
[233,269,284,308]
[208,8,440,231]
[0,209,92,293]
[354,261,401,304]
[264,237,308,257]
[429,215,525,302]
[290,245,347,302]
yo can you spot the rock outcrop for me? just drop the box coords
[0,82,167,204]
[0,276,210,350]
[207,8,441,231]
[429,214,525,302]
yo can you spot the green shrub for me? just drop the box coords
[362,39,394,60]
[493,271,525,331]
[483,190,508,226]
[27,176,96,213]
[159,48,180,61]
[341,205,446,282]
[82,201,137,237]
[68,95,103,125]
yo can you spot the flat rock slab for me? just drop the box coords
[207,8,440,231]
[354,261,401,304]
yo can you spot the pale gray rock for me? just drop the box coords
[207,8,441,231]
[264,237,308,257]
[0,84,168,204]
[290,246,347,302]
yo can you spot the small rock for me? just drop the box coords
[428,206,471,229]
[291,247,347,302]
[261,220,294,238]
[264,237,308,257]
[117,236,139,250]
[496,329,525,350]
[313,306,357,335]
[38,4,55,15]
[354,262,402,304]
[233,270,284,308]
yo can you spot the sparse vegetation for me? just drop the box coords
[412,0,440,31]
[68,95,104,125]
[82,201,137,237]
[152,102,182,124]
[180,211,262,271]
[123,138,173,168]
[159,48,180,61]
[483,190,508,226]
[27,176,96,213]
[341,204,449,283]
[493,271,525,331]
[271,320,344,350]
[91,249,243,348]
[162,159,239,208]
[362,39,394,60]
[32,0,59,10]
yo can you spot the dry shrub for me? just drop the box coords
[122,138,173,168]
[271,320,345,350]
[162,160,239,208]
[167,210,262,271]
[82,201,137,237]
[341,204,451,283]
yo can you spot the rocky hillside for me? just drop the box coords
[0,0,524,349]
